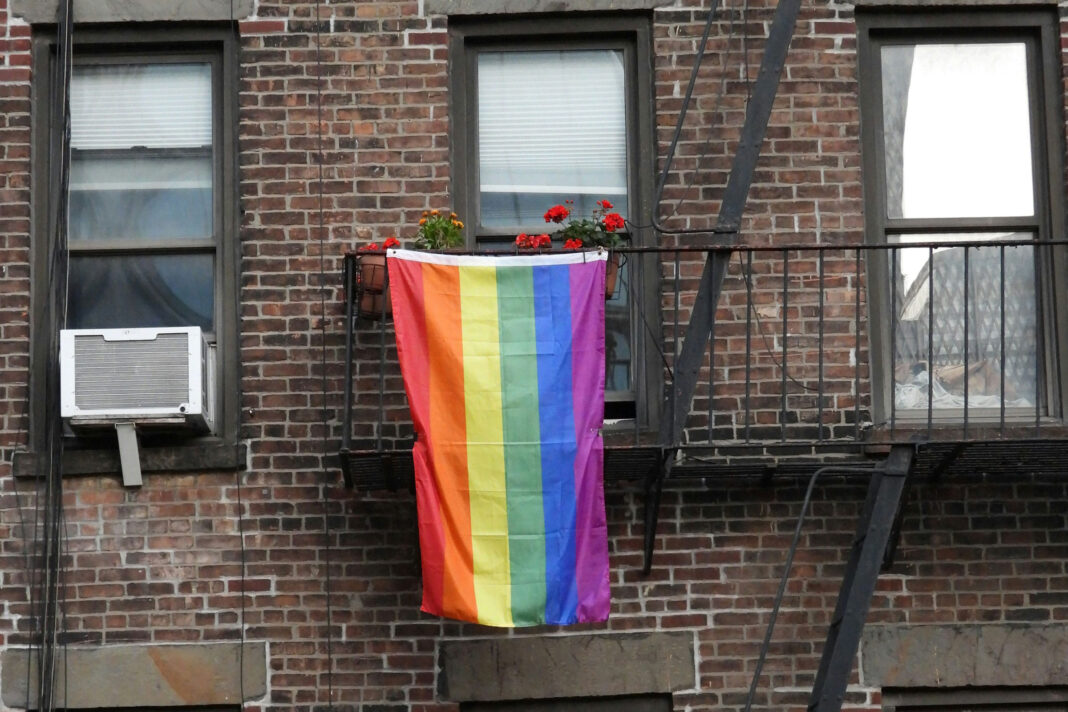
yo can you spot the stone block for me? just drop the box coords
[2,642,266,708]
[862,624,1068,688]
[439,632,694,702]
[13,0,254,24]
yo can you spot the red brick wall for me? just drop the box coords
[1,2,1066,712]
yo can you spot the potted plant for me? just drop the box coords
[414,209,465,250]
[543,199,626,299]
[354,210,465,320]
[356,236,400,319]
[514,232,552,251]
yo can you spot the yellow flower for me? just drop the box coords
[422,211,429,217]
[430,209,440,216]
[456,221,464,228]
[450,212,458,219]
[419,218,427,225]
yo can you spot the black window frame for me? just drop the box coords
[448,13,661,428]
[24,24,242,475]
[857,8,1068,427]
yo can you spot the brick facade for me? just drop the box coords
[1,1,1067,712]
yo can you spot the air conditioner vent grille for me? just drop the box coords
[73,333,191,410]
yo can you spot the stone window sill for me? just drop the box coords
[12,438,245,478]
[425,0,672,15]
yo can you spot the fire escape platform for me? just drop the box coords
[339,437,1068,491]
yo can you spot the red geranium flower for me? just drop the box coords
[515,233,531,248]
[563,238,584,250]
[533,234,551,248]
[597,200,614,210]
[359,242,382,252]
[602,213,625,232]
[544,205,570,224]
[383,236,401,249]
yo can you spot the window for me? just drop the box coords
[882,687,1068,711]
[67,61,215,330]
[450,15,658,424]
[858,10,1068,425]
[28,27,240,469]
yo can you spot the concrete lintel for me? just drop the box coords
[439,632,694,702]
[425,0,672,15]
[2,642,266,709]
[12,0,254,25]
[861,624,1068,688]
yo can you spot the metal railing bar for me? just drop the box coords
[376,266,389,451]
[341,255,355,453]
[927,245,934,439]
[854,249,861,441]
[781,249,789,442]
[745,250,754,443]
[672,249,681,441]
[889,247,897,437]
[1000,245,1006,434]
[1035,242,1043,436]
[709,258,717,444]
[391,237,1068,258]
[963,246,970,440]
[818,249,825,442]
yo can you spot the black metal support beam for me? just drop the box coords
[340,255,356,488]
[807,445,914,712]
[644,0,803,573]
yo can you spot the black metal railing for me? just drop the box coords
[339,240,1068,484]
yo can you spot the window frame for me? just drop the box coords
[26,25,241,473]
[857,9,1068,427]
[448,13,660,428]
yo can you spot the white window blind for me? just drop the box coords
[477,50,627,195]
[71,63,212,150]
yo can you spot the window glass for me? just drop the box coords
[70,63,212,149]
[881,43,1033,219]
[70,156,212,241]
[477,50,628,228]
[68,254,215,331]
[890,233,1037,412]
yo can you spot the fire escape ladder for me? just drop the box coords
[806,444,915,712]
[644,0,803,574]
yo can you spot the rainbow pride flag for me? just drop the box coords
[388,249,611,627]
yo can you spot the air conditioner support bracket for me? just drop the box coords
[114,422,143,487]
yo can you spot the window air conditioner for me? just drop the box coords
[60,326,215,432]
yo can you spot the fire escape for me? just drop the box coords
[337,2,1068,711]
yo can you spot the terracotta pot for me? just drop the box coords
[605,252,621,300]
[357,253,391,320]
[358,253,387,290]
[358,289,392,320]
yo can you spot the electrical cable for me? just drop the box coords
[741,464,878,712]
[227,2,247,708]
[313,1,337,708]
[626,0,748,236]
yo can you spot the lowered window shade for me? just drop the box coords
[477,50,628,228]
[71,63,213,150]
